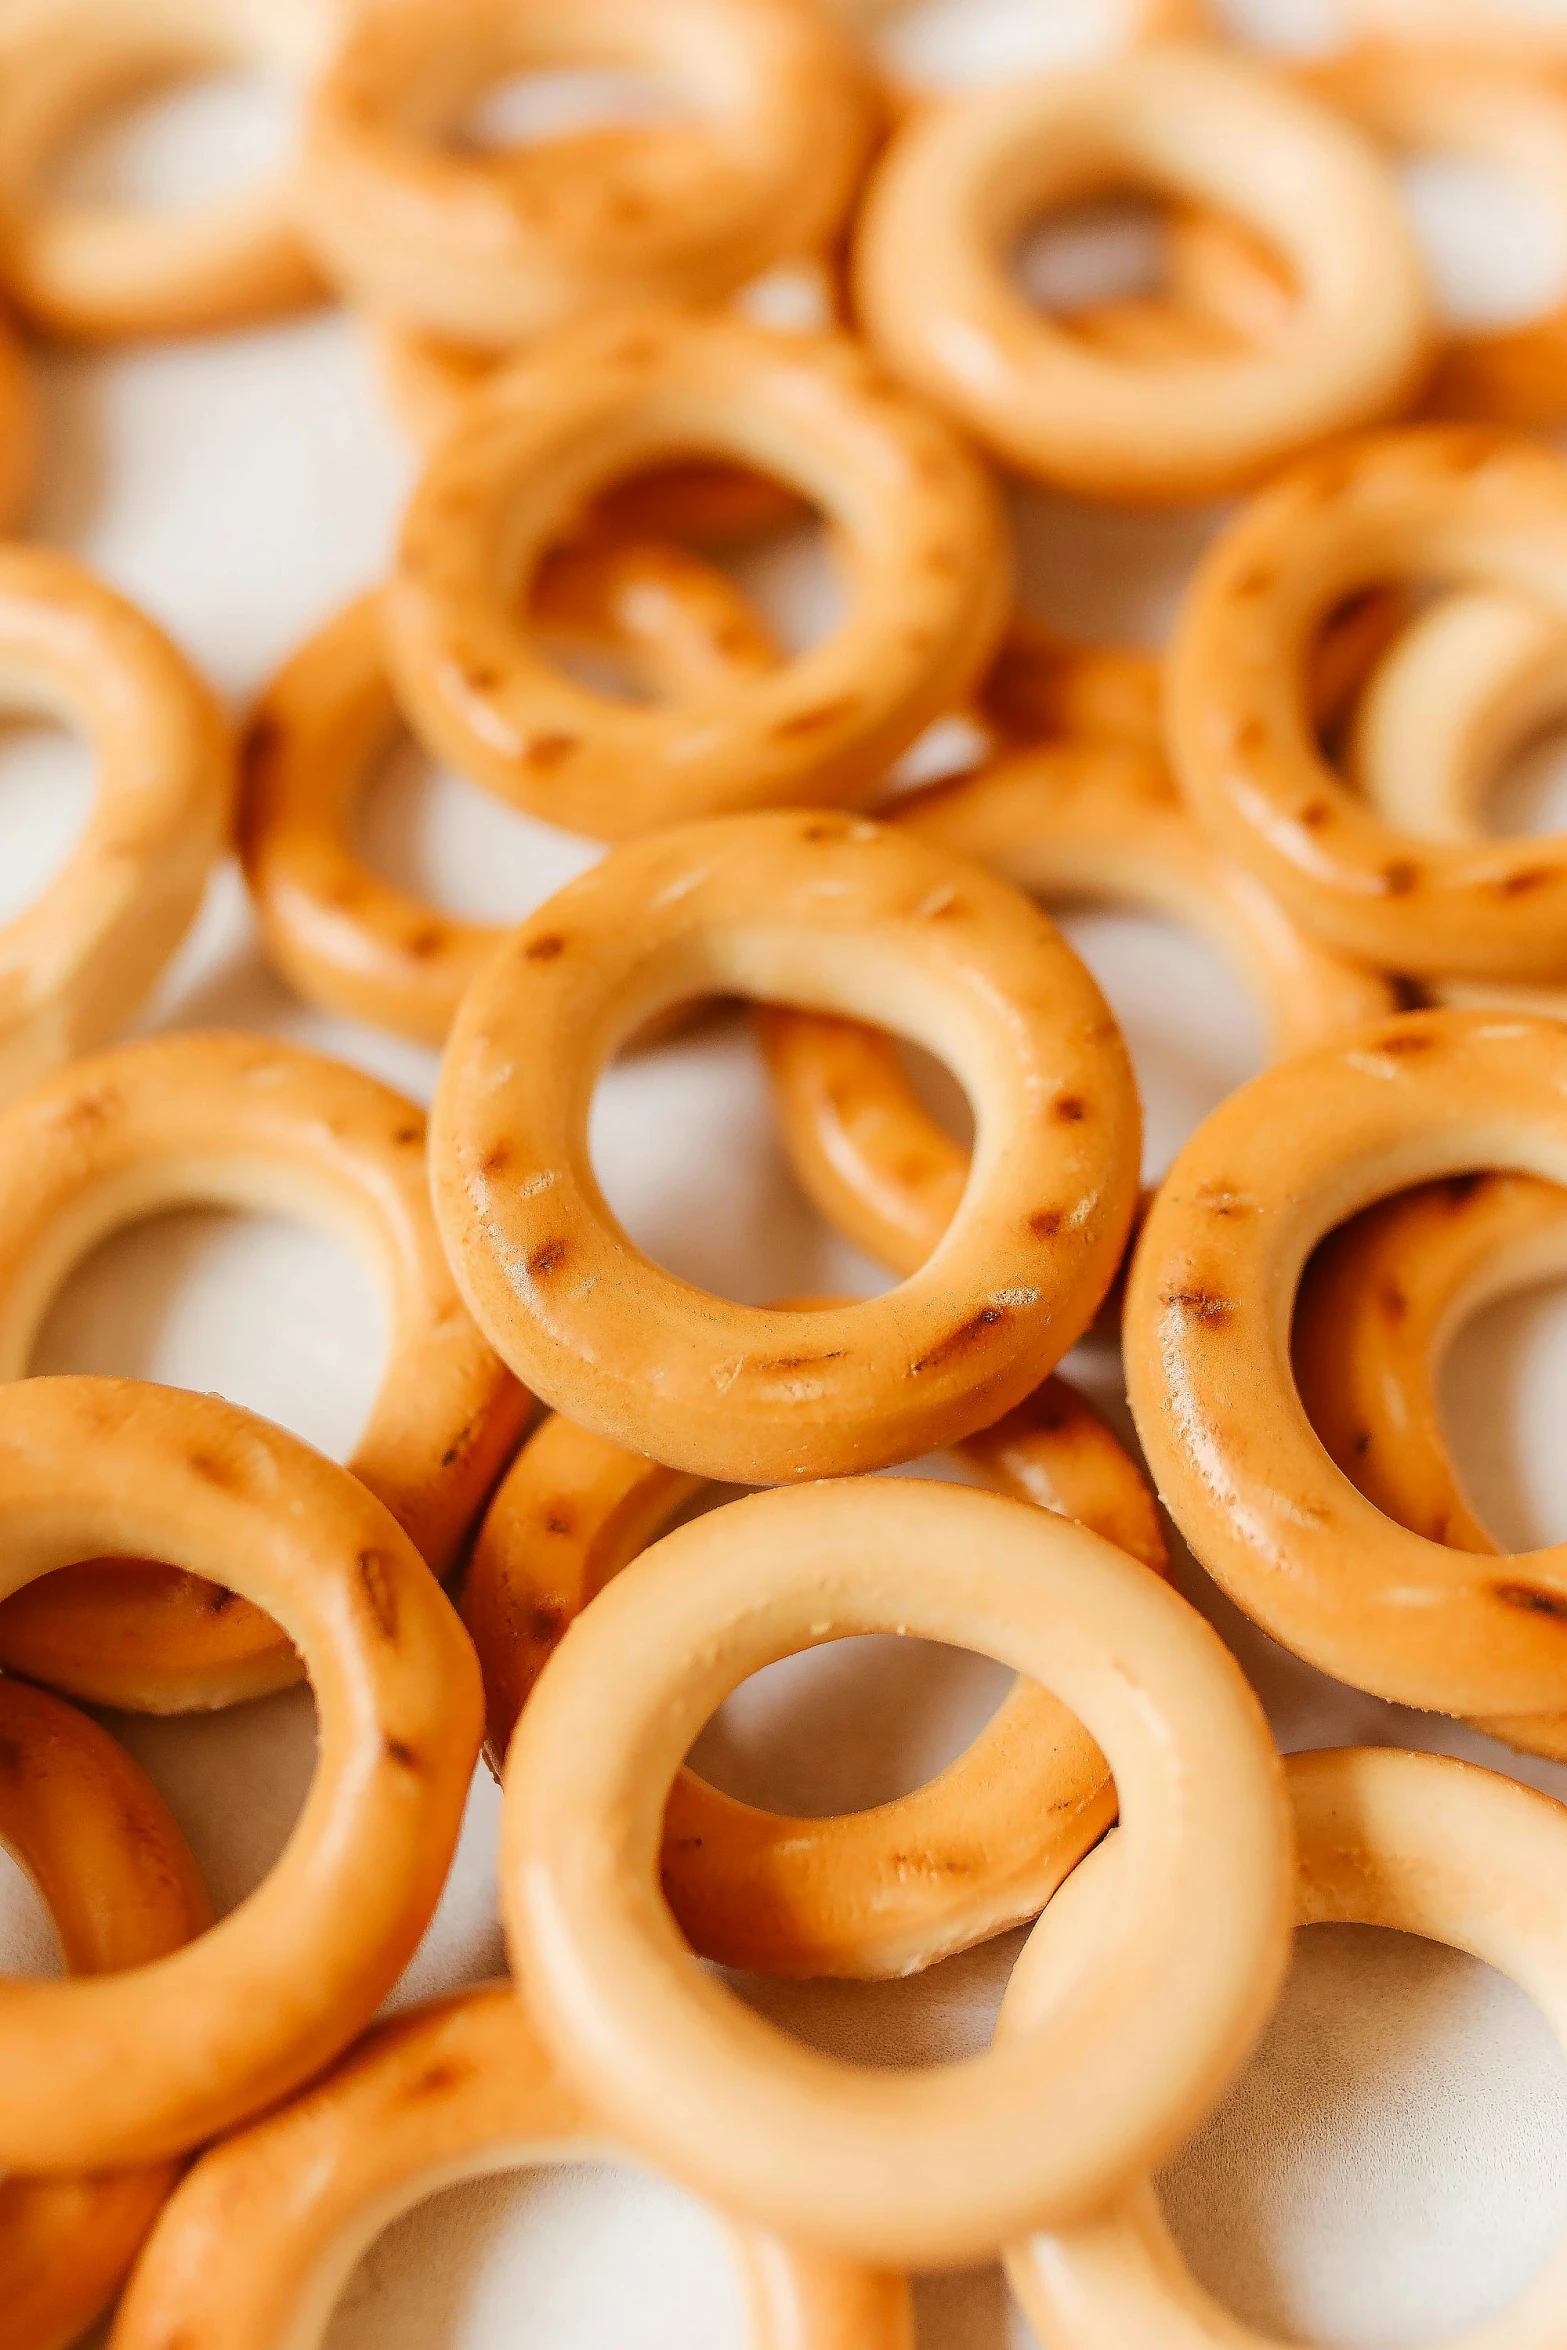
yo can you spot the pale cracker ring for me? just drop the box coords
[385,308,1012,836]
[1125,1006,1567,1719]
[502,1474,1291,2268]
[1002,1745,1567,2350]
[0,1375,483,2172]
[1303,47,1567,432]
[0,1030,526,1713]
[1293,1167,1567,1759]
[0,0,328,342]
[1168,425,1567,980]
[1350,582,1567,1020]
[297,0,877,349]
[0,1678,210,2350]
[431,809,1141,1485]
[0,546,232,1111]
[758,744,1395,1284]
[464,1362,1166,1980]
[240,551,777,1043]
[109,1981,912,2350]
[853,43,1433,504]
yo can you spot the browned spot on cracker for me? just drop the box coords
[524,933,565,962]
[1054,1094,1087,1122]
[358,1549,399,1640]
[384,1736,421,1771]
[1163,1287,1234,1328]
[1492,1581,1567,1622]
[527,734,578,771]
[911,1306,1006,1373]
[1498,866,1556,898]
[528,1237,567,1277]
[1029,1208,1063,1238]
[1382,859,1419,897]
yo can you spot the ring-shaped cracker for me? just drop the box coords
[1168,426,1567,980]
[298,0,875,349]
[1126,1006,1567,1719]
[1306,48,1567,431]
[0,547,231,1109]
[0,1678,210,2350]
[1002,1745,1567,2350]
[0,1375,482,2172]
[1341,0,1567,65]
[464,1362,1165,1979]
[110,1981,911,2350]
[853,43,1432,503]
[0,1031,526,1712]
[431,809,1141,1484]
[240,550,776,1042]
[757,746,1394,1282]
[385,309,1011,836]
[502,1475,1291,2268]
[0,0,327,341]
[1294,1167,1567,1758]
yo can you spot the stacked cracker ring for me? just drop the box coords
[5,0,1567,2341]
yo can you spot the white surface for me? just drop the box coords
[7,11,1567,2348]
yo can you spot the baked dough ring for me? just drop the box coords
[385,303,1010,836]
[1002,1744,1567,2350]
[0,1374,481,2171]
[1294,1167,1567,1758]
[0,547,231,1109]
[502,1474,1290,2268]
[464,1362,1165,1979]
[109,1981,912,2350]
[431,809,1141,1483]
[0,1031,526,1712]
[240,547,777,1043]
[854,44,1432,503]
[0,316,38,533]
[386,309,1010,835]
[0,1678,210,2350]
[0,0,327,342]
[1169,425,1567,979]
[758,745,1394,1282]
[298,0,875,348]
[1125,1006,1567,1720]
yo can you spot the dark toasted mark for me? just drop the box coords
[384,1736,421,1771]
[462,665,500,694]
[0,1734,21,1778]
[760,1350,847,1372]
[1375,1029,1434,1055]
[1493,1581,1567,1622]
[245,712,282,767]
[667,1836,704,1853]
[1300,800,1331,830]
[1029,1208,1063,1238]
[527,734,578,772]
[1378,1281,1407,1322]
[1353,1430,1371,1458]
[187,1450,234,1488]
[527,1600,568,1649]
[1498,866,1556,898]
[358,1549,399,1641]
[887,1849,975,1878]
[207,1586,237,1615]
[410,2060,468,2098]
[1382,860,1419,897]
[1163,1287,1234,1328]
[1390,974,1426,1011]
[405,923,448,960]
[481,1141,512,1176]
[802,819,849,843]
[1429,1512,1450,1544]
[773,697,857,740]
[524,933,565,962]
[911,1306,1006,1374]
[528,1237,567,1278]
[1054,1095,1087,1123]
[439,1421,475,1471]
[544,1508,574,1536]
[1197,1185,1254,1219]
[392,1123,424,1147]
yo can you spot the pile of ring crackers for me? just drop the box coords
[8,0,1567,2342]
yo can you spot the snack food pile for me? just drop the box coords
[6,0,1567,2342]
